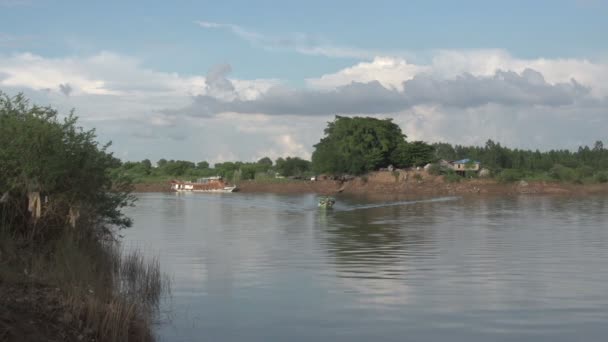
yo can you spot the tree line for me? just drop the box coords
[433,139,608,183]
[112,115,607,184]
[111,156,313,183]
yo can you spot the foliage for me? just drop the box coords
[312,116,420,175]
[391,141,435,168]
[0,92,133,239]
[110,153,310,184]
[596,172,608,183]
[392,170,400,182]
[275,157,311,177]
[443,171,461,183]
[549,164,577,182]
[434,139,608,184]
[496,169,525,182]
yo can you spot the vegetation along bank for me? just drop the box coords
[0,92,169,342]
[114,116,608,195]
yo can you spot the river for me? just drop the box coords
[123,193,608,342]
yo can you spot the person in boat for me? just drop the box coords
[318,196,336,208]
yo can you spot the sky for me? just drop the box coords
[1,0,607,164]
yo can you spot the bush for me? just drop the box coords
[549,164,577,182]
[443,171,461,183]
[392,170,400,182]
[596,171,608,183]
[464,170,478,178]
[577,165,594,178]
[497,169,524,182]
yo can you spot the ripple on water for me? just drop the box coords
[124,193,608,342]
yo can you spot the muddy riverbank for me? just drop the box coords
[134,171,608,197]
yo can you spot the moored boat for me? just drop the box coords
[170,176,237,193]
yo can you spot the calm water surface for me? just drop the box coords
[123,193,608,342]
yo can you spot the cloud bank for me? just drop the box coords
[1,49,607,161]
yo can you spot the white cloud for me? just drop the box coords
[307,50,608,99]
[307,57,427,91]
[1,48,607,162]
[429,49,608,98]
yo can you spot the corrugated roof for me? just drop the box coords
[453,158,480,164]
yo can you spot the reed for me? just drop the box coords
[1,230,170,342]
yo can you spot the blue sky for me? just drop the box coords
[1,0,607,162]
[4,0,607,77]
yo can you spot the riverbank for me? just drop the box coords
[0,232,168,342]
[134,170,608,197]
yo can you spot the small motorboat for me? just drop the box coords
[318,196,336,209]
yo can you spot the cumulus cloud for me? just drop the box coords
[307,57,427,90]
[1,48,608,162]
[172,68,590,118]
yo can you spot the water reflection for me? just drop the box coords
[123,193,608,342]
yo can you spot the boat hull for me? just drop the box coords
[173,186,237,193]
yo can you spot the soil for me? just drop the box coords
[134,170,608,197]
[0,282,94,342]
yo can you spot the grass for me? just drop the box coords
[0,229,170,342]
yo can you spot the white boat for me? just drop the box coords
[170,177,237,193]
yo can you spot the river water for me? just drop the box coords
[123,193,608,342]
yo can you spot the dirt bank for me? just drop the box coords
[134,171,608,197]
[0,282,92,342]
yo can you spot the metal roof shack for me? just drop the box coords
[451,158,481,173]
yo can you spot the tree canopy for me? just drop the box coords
[0,92,133,238]
[311,116,434,174]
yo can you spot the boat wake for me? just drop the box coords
[335,196,460,212]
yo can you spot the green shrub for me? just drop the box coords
[392,170,400,182]
[497,169,524,182]
[595,171,608,183]
[444,171,461,183]
[549,164,577,182]
[577,165,594,178]
[464,170,478,178]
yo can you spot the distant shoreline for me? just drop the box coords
[132,170,608,197]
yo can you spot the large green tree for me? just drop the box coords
[311,116,408,175]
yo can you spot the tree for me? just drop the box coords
[196,161,210,170]
[391,141,435,167]
[312,116,407,175]
[0,92,133,238]
[141,159,152,175]
[275,157,311,177]
[257,157,273,167]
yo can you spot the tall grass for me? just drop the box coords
[1,229,170,342]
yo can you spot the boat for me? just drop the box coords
[170,176,237,193]
[318,196,336,209]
